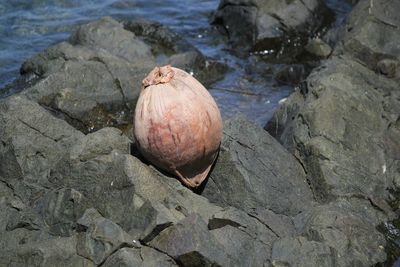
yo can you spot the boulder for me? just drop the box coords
[103,247,177,267]
[266,0,400,264]
[212,0,334,56]
[17,17,226,134]
[293,199,388,266]
[271,236,336,267]
[335,0,400,72]
[202,116,314,216]
[267,56,399,202]
[149,213,233,267]
[76,208,139,265]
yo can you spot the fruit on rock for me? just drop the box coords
[134,65,222,188]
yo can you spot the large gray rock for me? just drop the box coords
[76,208,139,265]
[18,17,226,134]
[335,0,400,71]
[212,0,333,54]
[293,199,388,266]
[103,247,177,267]
[149,213,233,267]
[266,0,400,265]
[271,236,336,267]
[202,116,314,216]
[267,56,399,202]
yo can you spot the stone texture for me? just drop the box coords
[212,0,334,55]
[17,17,226,134]
[202,116,314,216]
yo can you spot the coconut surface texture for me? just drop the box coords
[134,65,222,188]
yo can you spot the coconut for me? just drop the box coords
[134,65,222,188]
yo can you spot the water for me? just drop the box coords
[0,0,350,126]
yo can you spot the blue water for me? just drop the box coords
[0,0,351,125]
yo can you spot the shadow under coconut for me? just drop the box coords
[129,142,218,194]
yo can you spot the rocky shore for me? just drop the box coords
[0,0,399,266]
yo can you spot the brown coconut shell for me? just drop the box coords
[134,65,222,188]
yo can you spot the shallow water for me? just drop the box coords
[0,0,351,126]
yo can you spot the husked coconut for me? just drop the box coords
[134,65,222,188]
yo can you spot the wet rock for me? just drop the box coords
[149,213,233,267]
[274,65,308,85]
[212,0,334,54]
[76,208,140,265]
[304,38,332,58]
[123,19,228,87]
[69,17,152,62]
[202,116,314,216]
[18,17,226,133]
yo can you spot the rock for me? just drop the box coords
[76,208,139,265]
[123,19,228,87]
[17,17,226,134]
[208,207,284,266]
[274,65,308,85]
[202,116,313,216]
[294,198,388,266]
[103,247,178,267]
[304,38,332,58]
[267,1,400,264]
[0,95,83,200]
[267,56,399,202]
[377,58,400,78]
[149,213,233,267]
[248,208,296,238]
[69,17,152,62]
[0,235,92,267]
[212,0,334,55]
[271,236,336,267]
[33,188,89,237]
[69,127,130,161]
[335,0,400,70]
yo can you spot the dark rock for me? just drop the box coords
[123,19,228,87]
[304,38,332,58]
[267,56,399,202]
[202,116,314,216]
[293,198,388,266]
[377,58,400,78]
[69,17,152,62]
[33,188,88,237]
[18,17,226,134]
[212,0,334,55]
[0,95,83,200]
[271,236,337,267]
[149,213,233,267]
[274,65,308,85]
[335,0,400,70]
[248,207,296,238]
[76,208,139,265]
[208,207,285,266]
[103,247,177,267]
[0,235,92,267]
